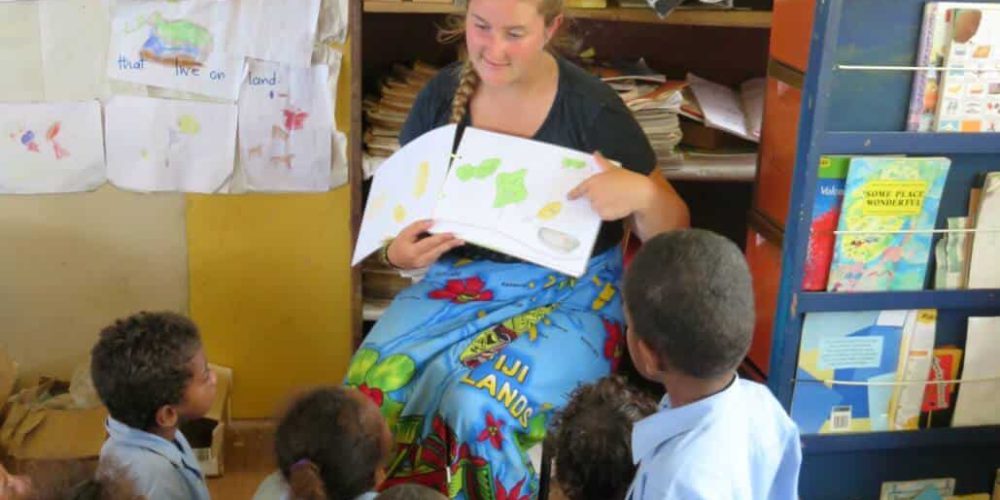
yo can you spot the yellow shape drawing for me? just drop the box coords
[393,204,406,223]
[537,201,562,221]
[177,114,201,135]
[414,161,430,198]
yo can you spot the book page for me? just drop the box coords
[430,127,602,277]
[351,124,456,266]
[686,73,757,143]
[105,96,237,193]
[107,1,246,100]
[0,101,105,194]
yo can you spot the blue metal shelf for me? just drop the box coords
[817,132,1000,155]
[795,290,1000,313]
[801,426,1000,454]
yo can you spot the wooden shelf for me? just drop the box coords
[363,2,772,28]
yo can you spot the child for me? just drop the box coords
[375,484,448,500]
[622,229,801,499]
[6,459,142,500]
[253,386,393,500]
[550,376,656,500]
[90,311,217,500]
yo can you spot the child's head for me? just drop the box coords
[275,386,393,500]
[376,484,449,500]
[4,459,141,500]
[90,311,217,432]
[623,229,753,382]
[551,376,657,500]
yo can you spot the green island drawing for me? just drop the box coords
[456,158,501,181]
[494,169,527,208]
[561,157,586,169]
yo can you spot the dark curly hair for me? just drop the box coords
[90,311,201,431]
[275,387,388,500]
[624,229,754,379]
[551,376,657,500]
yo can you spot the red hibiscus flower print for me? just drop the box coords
[357,383,383,406]
[495,477,529,500]
[476,412,505,450]
[602,319,624,372]
[428,277,494,304]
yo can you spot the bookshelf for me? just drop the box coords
[363,1,773,27]
[768,0,1000,497]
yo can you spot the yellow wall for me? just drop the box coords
[186,41,355,418]
[0,187,189,382]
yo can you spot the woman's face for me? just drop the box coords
[465,0,558,87]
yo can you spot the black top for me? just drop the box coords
[399,56,656,262]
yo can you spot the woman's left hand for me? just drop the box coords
[567,152,653,221]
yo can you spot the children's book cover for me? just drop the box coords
[802,156,851,291]
[919,346,963,428]
[791,310,909,434]
[934,7,1000,132]
[827,157,951,292]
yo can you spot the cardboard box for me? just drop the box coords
[0,376,108,467]
[180,363,232,477]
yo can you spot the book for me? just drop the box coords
[919,346,963,428]
[802,156,851,291]
[905,3,1000,131]
[967,172,1000,288]
[686,73,764,143]
[791,310,910,434]
[952,316,1000,427]
[353,124,608,277]
[827,157,951,292]
[881,478,956,500]
[933,7,1000,132]
[889,310,937,430]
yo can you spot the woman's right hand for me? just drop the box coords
[386,220,465,270]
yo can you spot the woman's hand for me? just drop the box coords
[386,220,465,270]
[567,152,654,221]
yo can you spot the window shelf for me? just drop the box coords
[363,1,773,28]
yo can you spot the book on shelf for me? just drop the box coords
[826,156,951,292]
[889,310,937,430]
[880,478,956,500]
[951,316,1000,427]
[802,156,851,291]
[933,7,1000,132]
[685,73,764,143]
[791,310,912,434]
[919,345,963,428]
[966,171,1000,288]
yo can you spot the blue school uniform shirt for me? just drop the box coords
[627,377,802,500]
[99,416,211,500]
[252,470,378,500]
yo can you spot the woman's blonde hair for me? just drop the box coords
[437,0,569,124]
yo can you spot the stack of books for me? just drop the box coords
[363,61,438,176]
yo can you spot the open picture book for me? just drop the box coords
[352,124,607,277]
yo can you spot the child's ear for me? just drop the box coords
[155,405,179,430]
[631,335,666,382]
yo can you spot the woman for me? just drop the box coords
[346,0,689,497]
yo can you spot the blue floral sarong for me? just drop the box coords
[346,249,626,499]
